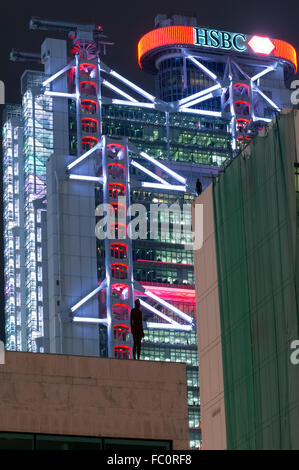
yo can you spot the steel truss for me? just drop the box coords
[44,43,278,358]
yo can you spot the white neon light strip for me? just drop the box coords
[42,63,74,87]
[67,144,100,171]
[180,108,222,118]
[254,88,281,112]
[178,84,221,106]
[251,65,275,82]
[102,80,138,103]
[110,70,156,102]
[144,290,193,324]
[131,160,168,184]
[44,91,76,99]
[111,99,155,109]
[181,92,214,109]
[187,56,218,81]
[68,174,102,183]
[71,285,103,313]
[146,322,192,331]
[141,182,186,192]
[73,317,108,324]
[140,300,179,326]
[253,116,272,123]
[139,151,186,184]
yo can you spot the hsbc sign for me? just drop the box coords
[194,27,247,52]
[138,26,297,73]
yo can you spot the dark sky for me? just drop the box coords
[0,0,298,342]
[1,0,299,103]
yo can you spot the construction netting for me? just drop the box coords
[212,111,299,449]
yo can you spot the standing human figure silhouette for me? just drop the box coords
[196,178,202,196]
[130,299,144,360]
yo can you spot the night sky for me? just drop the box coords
[0,0,298,342]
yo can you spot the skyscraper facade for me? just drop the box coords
[2,15,296,448]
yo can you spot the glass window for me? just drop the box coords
[103,438,171,450]
[36,434,102,450]
[0,433,34,450]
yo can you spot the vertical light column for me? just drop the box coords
[75,58,101,154]
[232,82,253,148]
[3,112,25,352]
[23,86,53,352]
[3,120,16,350]
[102,138,134,359]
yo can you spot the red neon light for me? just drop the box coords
[111,263,128,269]
[80,81,97,94]
[80,63,96,70]
[108,182,126,191]
[113,324,130,330]
[114,345,131,351]
[81,99,97,105]
[80,80,97,87]
[81,117,98,123]
[137,26,297,72]
[272,39,297,72]
[236,118,251,123]
[234,100,250,106]
[136,259,193,267]
[80,99,97,115]
[107,143,125,149]
[110,244,128,259]
[109,222,126,227]
[110,202,126,209]
[110,243,128,248]
[108,163,125,169]
[82,136,99,142]
[112,303,130,309]
[233,83,250,90]
[138,26,194,67]
[108,222,127,239]
[237,136,252,141]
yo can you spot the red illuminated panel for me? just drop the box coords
[272,39,297,72]
[236,118,251,123]
[138,26,194,67]
[108,182,126,197]
[114,344,131,359]
[113,324,130,341]
[81,99,97,114]
[80,62,96,70]
[110,242,128,259]
[141,284,196,303]
[111,262,128,280]
[81,136,99,150]
[110,202,126,218]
